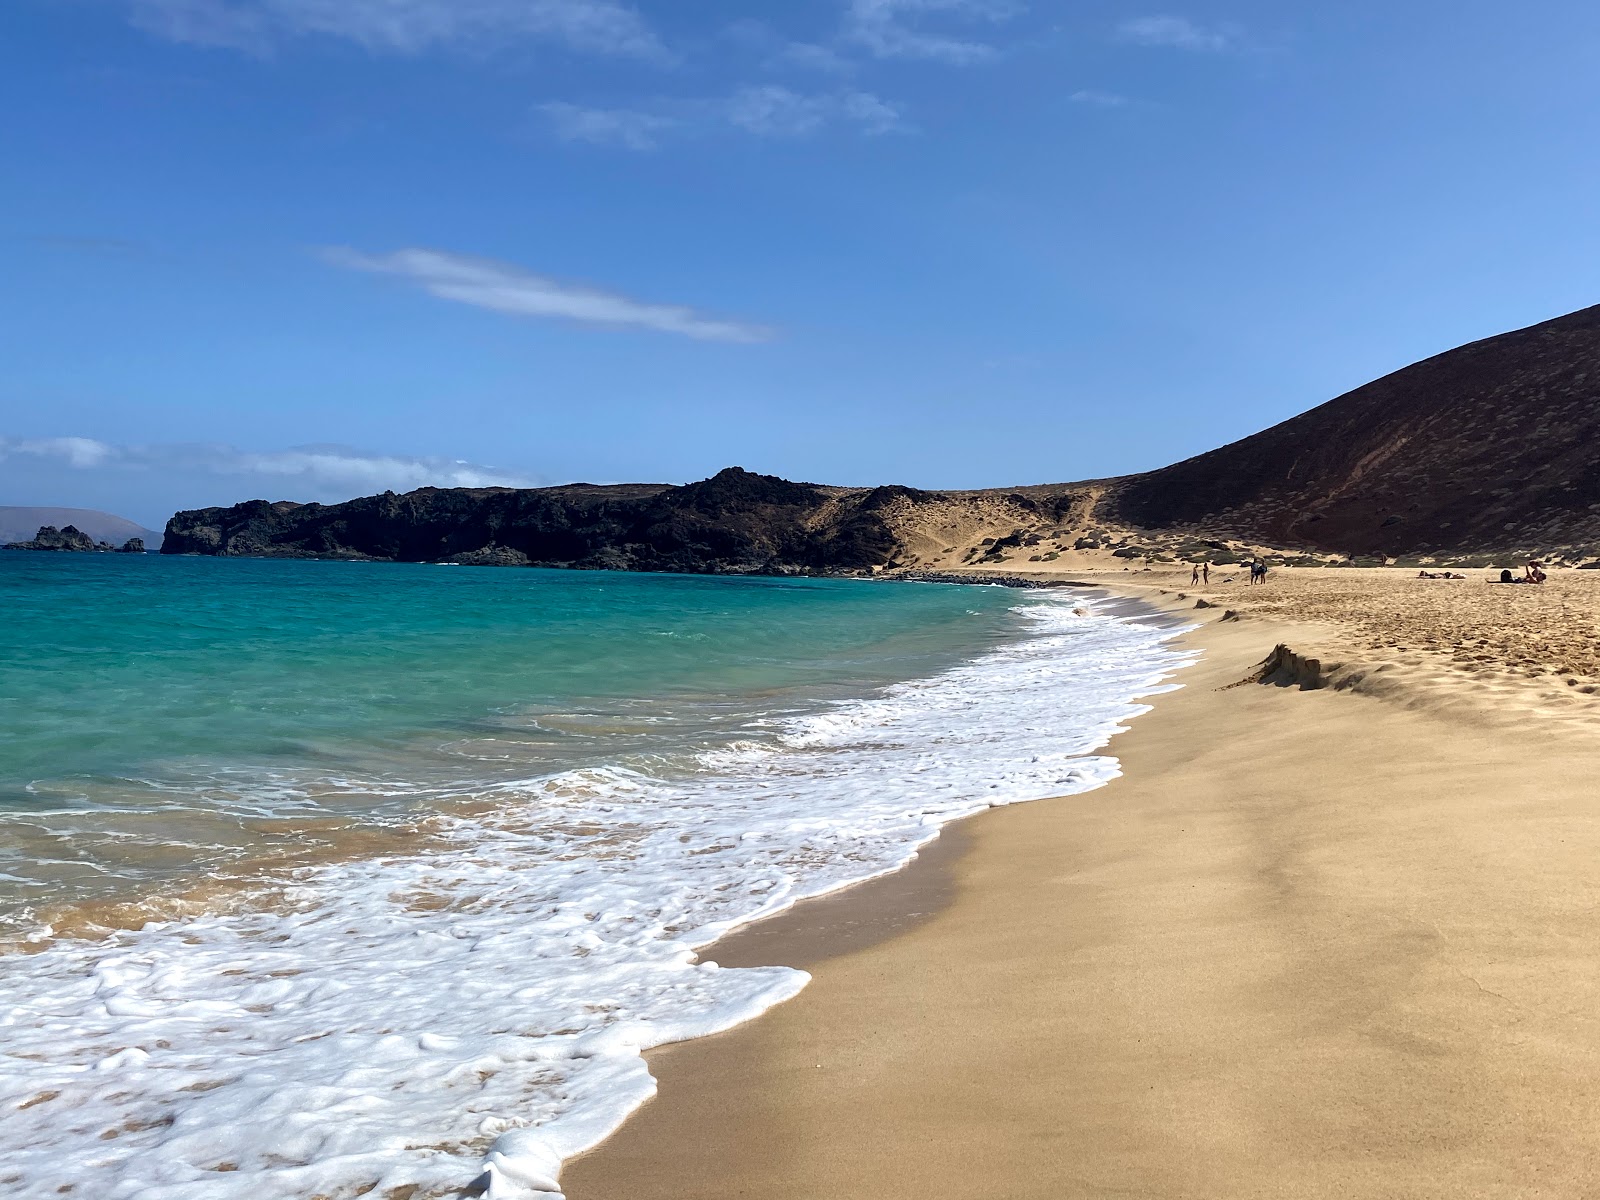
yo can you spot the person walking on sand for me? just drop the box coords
[1191,563,1202,586]
[1202,561,1211,585]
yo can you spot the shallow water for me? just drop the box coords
[0,555,1033,932]
[0,554,1194,1198]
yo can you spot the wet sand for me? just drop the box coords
[564,587,1600,1199]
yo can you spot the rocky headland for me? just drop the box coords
[162,303,1600,572]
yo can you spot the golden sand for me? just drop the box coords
[564,572,1600,1199]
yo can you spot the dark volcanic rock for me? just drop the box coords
[162,467,910,574]
[1107,304,1600,557]
[5,525,108,552]
[119,538,146,554]
[158,305,1600,571]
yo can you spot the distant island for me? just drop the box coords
[0,506,159,549]
[162,303,1600,571]
[5,525,146,554]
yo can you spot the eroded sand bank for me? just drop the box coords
[565,580,1600,1199]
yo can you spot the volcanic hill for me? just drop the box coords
[1106,303,1600,559]
[164,304,1600,571]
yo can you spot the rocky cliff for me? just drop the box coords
[161,303,1600,571]
[162,468,925,573]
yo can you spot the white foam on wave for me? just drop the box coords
[0,597,1195,1199]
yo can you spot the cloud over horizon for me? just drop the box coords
[0,437,538,502]
[324,247,776,342]
[126,0,666,58]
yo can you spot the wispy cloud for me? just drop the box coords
[0,437,537,495]
[779,41,855,74]
[324,247,775,343]
[127,0,667,58]
[1069,88,1129,107]
[725,86,902,136]
[538,87,904,149]
[1117,15,1230,51]
[538,102,680,149]
[843,0,1021,65]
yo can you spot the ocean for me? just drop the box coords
[0,553,1192,1199]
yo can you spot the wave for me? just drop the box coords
[0,597,1194,1199]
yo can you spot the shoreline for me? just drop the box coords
[563,577,1600,1199]
[2,568,1191,1200]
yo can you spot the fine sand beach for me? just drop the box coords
[566,568,1600,1199]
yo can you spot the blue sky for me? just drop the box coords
[3,0,1599,527]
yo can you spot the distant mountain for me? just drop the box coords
[0,507,158,549]
[1106,304,1600,557]
[162,304,1600,569]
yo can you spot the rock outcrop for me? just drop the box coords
[162,468,918,574]
[158,303,1600,570]
[0,507,158,548]
[3,525,145,553]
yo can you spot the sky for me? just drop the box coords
[3,0,1600,528]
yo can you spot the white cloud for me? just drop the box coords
[127,0,666,58]
[1070,88,1129,107]
[724,86,903,137]
[537,88,904,148]
[0,438,537,495]
[324,247,775,343]
[1117,15,1230,51]
[843,0,1020,65]
[538,101,680,149]
[5,437,118,469]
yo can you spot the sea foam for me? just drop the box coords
[0,597,1193,1199]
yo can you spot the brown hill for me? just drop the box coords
[1106,304,1600,559]
[162,304,1600,571]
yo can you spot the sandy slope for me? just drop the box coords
[969,562,1600,701]
[564,581,1600,1200]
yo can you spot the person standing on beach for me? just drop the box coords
[1191,563,1202,585]
[1202,561,1211,585]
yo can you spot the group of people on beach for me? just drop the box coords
[1189,558,1270,585]
[1185,556,1550,587]
[1495,559,1548,585]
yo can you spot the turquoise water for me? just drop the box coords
[0,551,1194,1198]
[0,552,1029,927]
